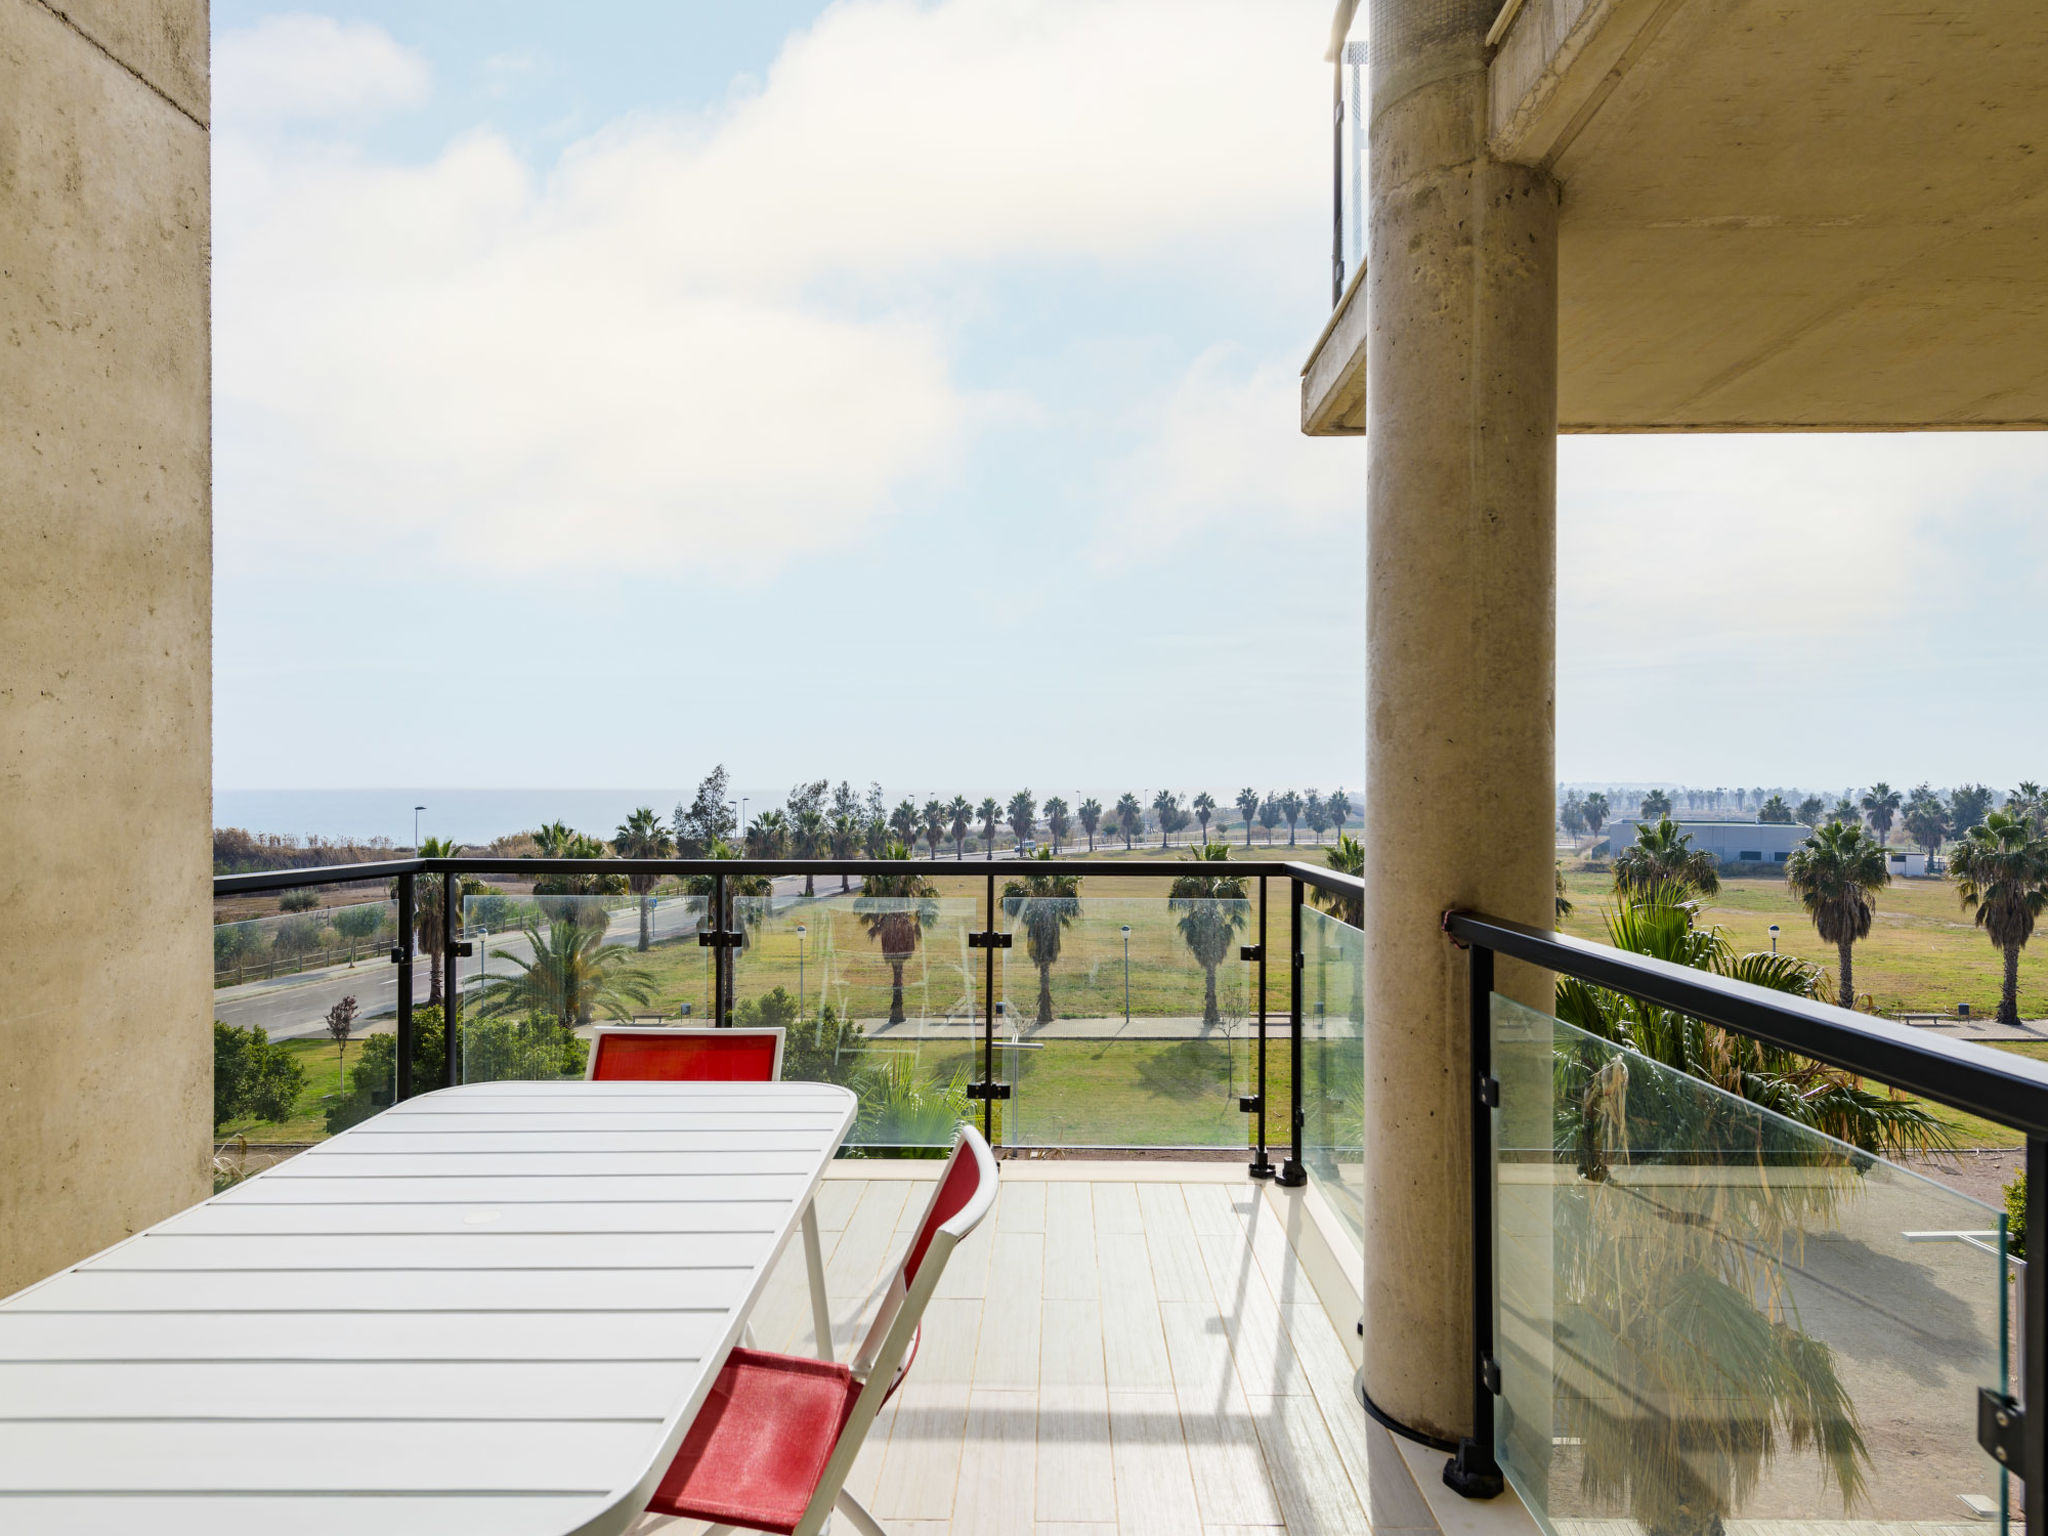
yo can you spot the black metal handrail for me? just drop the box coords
[215,854,1366,1182]
[1442,907,2048,1506]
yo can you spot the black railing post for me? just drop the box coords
[715,872,729,1025]
[1446,940,1505,1497]
[984,872,997,1145]
[394,871,415,1101]
[442,869,460,1091]
[1279,878,1307,1187]
[2028,1134,2046,1506]
[1248,876,1274,1179]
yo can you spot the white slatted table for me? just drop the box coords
[0,1078,858,1536]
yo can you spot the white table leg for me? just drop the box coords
[801,1199,833,1361]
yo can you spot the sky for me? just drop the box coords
[211,0,2048,818]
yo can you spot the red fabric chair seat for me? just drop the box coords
[647,1348,862,1533]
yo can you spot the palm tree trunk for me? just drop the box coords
[804,874,815,897]
[890,961,906,1024]
[2003,942,2023,1026]
[1244,824,1252,847]
[638,895,653,952]
[1202,964,1219,1027]
[1037,964,1053,1026]
[1837,940,1855,1010]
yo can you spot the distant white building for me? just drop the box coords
[1602,818,1807,869]
[1884,849,1931,878]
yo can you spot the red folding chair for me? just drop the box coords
[643,1125,997,1536]
[586,1025,786,1083]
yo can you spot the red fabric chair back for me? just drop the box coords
[586,1026,784,1083]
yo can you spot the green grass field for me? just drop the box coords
[1559,866,2041,1019]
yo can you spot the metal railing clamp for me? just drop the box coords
[1481,1355,1501,1395]
[965,1081,1012,1101]
[696,931,744,949]
[1981,1389,2026,1467]
[1477,1074,1499,1108]
[1239,943,1263,962]
[1238,1094,1262,1115]
[967,931,1013,950]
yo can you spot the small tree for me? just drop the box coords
[1304,790,1328,844]
[213,1020,307,1130]
[1950,783,1995,836]
[278,888,321,914]
[325,994,360,1075]
[1903,784,1949,859]
[1795,794,1827,828]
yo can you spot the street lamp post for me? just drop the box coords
[1121,924,1132,1024]
[413,805,426,852]
[1769,923,1780,955]
[796,923,807,1022]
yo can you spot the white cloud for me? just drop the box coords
[212,14,431,125]
[1093,351,1363,562]
[212,0,1332,580]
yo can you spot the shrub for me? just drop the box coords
[273,915,323,956]
[278,888,321,913]
[334,903,387,942]
[323,1006,589,1134]
[213,1021,307,1129]
[2008,1171,2028,1260]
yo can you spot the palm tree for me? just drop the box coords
[2012,781,2047,838]
[1235,788,1260,847]
[792,807,825,896]
[889,799,918,850]
[1796,794,1827,828]
[947,795,973,861]
[746,809,789,860]
[1757,794,1793,825]
[1151,789,1182,849]
[1551,890,1947,1536]
[1785,820,1891,1009]
[978,797,1001,860]
[1902,784,1948,860]
[1949,811,2048,1026]
[1326,787,1353,839]
[1276,790,1304,845]
[1313,791,1337,844]
[1859,782,1902,845]
[1258,797,1282,844]
[1192,792,1217,845]
[1169,844,1250,1027]
[1613,816,1721,897]
[1114,792,1143,851]
[1006,790,1036,853]
[612,807,674,952]
[1002,852,1082,1026]
[478,917,657,1027]
[1580,791,1610,848]
[1311,833,1363,926]
[828,811,860,893]
[857,843,939,1025]
[922,798,947,860]
[1077,797,1103,853]
[1555,864,1573,919]
[1638,787,1673,819]
[1043,797,1071,853]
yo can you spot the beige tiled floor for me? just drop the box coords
[654,1164,1428,1536]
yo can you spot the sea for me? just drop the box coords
[212,788,791,847]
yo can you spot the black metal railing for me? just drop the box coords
[215,854,1368,1177]
[1443,909,2048,1513]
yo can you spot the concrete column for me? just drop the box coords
[1,0,212,1295]
[1361,1,1558,1442]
